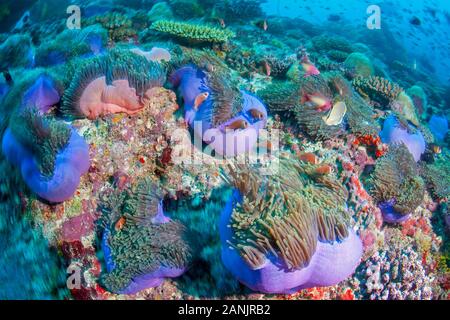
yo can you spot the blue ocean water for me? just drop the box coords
[263,0,450,82]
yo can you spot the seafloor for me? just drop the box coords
[0,0,449,300]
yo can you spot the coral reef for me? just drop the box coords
[0,33,34,71]
[212,0,265,22]
[353,76,403,107]
[92,12,136,43]
[34,25,108,67]
[148,2,174,22]
[407,85,428,119]
[150,20,235,44]
[368,144,425,223]
[344,53,375,78]
[1,0,448,302]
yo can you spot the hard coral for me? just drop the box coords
[353,76,403,107]
[220,153,362,293]
[150,20,235,44]
[344,52,374,78]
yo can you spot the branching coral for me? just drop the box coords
[219,153,362,293]
[98,179,191,294]
[150,20,235,44]
[62,49,166,119]
[369,144,425,223]
[352,76,403,107]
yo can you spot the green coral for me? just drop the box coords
[369,144,425,215]
[150,20,235,43]
[169,0,205,19]
[344,52,375,78]
[311,35,354,54]
[167,187,241,297]
[421,152,450,199]
[0,34,33,71]
[148,2,174,22]
[327,50,350,63]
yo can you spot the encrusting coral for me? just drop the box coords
[219,153,362,293]
[98,178,191,294]
[62,49,166,119]
[368,144,425,223]
[150,20,235,44]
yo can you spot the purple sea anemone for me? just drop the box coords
[220,189,362,294]
[219,155,362,293]
[379,115,426,162]
[2,110,89,203]
[170,65,268,157]
[22,75,60,113]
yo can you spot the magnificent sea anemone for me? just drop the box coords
[99,179,191,294]
[170,65,268,157]
[1,109,89,203]
[219,154,362,293]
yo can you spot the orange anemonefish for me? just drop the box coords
[301,93,332,112]
[115,216,127,231]
[225,119,249,130]
[193,92,209,110]
[315,164,332,175]
[249,108,265,120]
[298,152,318,165]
